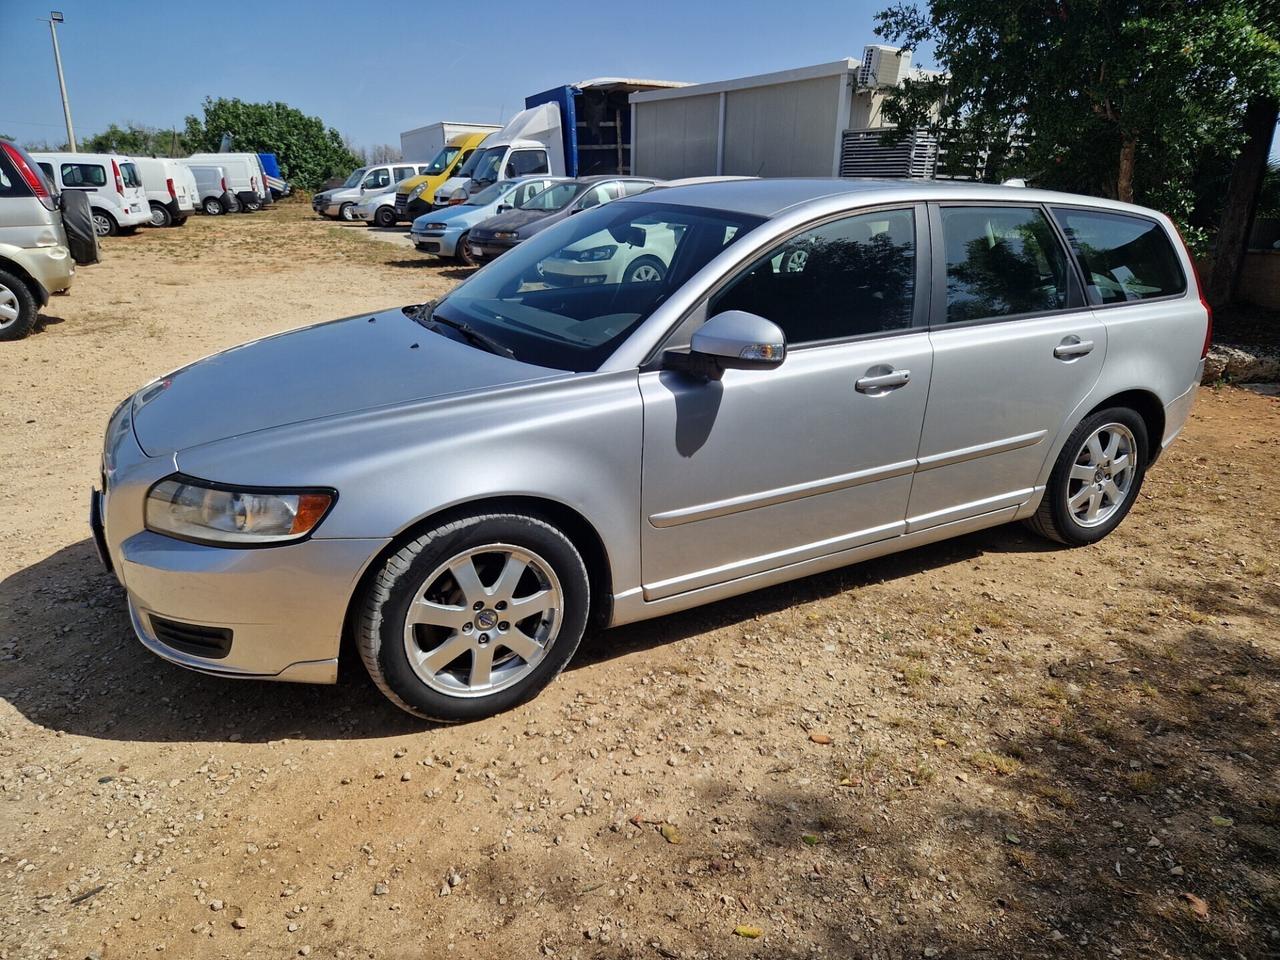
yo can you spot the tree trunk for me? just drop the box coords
[1206,96,1279,309]
[1117,136,1137,203]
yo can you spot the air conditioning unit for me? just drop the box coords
[859,45,912,88]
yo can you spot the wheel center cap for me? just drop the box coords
[1094,468,1105,483]
[475,609,499,630]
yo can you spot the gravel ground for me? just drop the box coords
[2,203,1278,960]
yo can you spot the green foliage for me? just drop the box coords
[183,98,360,191]
[81,123,189,157]
[874,0,1280,236]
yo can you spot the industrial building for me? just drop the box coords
[629,46,944,181]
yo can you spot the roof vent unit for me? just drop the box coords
[859,45,912,88]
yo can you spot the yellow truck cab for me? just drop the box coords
[393,131,490,223]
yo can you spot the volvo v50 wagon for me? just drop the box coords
[93,179,1209,720]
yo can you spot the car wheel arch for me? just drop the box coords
[340,494,615,669]
[1081,389,1166,467]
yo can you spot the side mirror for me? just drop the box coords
[686,310,786,377]
[496,203,511,213]
[505,164,517,179]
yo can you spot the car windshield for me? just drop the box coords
[342,167,367,188]
[120,162,142,188]
[422,145,460,176]
[465,180,511,206]
[516,181,579,212]
[468,147,507,184]
[432,201,763,372]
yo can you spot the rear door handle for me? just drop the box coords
[1053,336,1095,360]
[855,369,911,393]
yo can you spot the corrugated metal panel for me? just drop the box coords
[632,95,720,179]
[839,128,938,179]
[721,75,842,177]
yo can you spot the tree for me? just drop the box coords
[875,0,1280,240]
[81,123,189,157]
[183,98,359,191]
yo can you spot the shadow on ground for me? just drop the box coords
[3,525,1053,746]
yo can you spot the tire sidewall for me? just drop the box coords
[1046,407,1149,545]
[92,210,117,236]
[375,207,396,228]
[455,232,475,266]
[367,515,590,722]
[0,270,37,342]
[338,203,354,221]
[149,203,172,227]
[204,198,222,215]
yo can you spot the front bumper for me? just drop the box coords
[409,227,461,257]
[93,402,387,684]
[468,236,517,261]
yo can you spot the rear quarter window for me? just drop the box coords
[1051,207,1186,305]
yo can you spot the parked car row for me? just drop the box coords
[28,151,289,237]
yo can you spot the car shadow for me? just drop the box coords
[1,525,1058,744]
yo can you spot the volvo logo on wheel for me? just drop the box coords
[475,609,499,630]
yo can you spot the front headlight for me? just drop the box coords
[422,222,449,230]
[572,244,617,262]
[407,183,428,202]
[494,230,519,241]
[145,476,335,546]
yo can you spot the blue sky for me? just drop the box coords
[1,0,912,149]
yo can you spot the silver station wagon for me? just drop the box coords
[93,179,1209,720]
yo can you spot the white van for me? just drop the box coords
[186,153,269,212]
[132,157,197,227]
[31,152,150,236]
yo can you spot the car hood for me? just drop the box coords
[130,308,559,456]
[473,208,554,237]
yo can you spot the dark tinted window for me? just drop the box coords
[711,208,916,343]
[1052,207,1186,304]
[363,169,391,189]
[508,150,549,177]
[60,162,107,188]
[940,206,1069,323]
[393,166,415,182]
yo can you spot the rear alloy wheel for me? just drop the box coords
[243,197,262,212]
[149,202,172,227]
[92,210,118,237]
[0,269,38,342]
[1026,407,1148,546]
[357,513,590,721]
[374,206,397,228]
[203,198,223,215]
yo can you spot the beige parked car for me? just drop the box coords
[0,140,76,341]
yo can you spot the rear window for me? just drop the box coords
[61,162,107,187]
[1051,208,1186,305]
[120,162,141,188]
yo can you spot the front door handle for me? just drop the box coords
[855,369,911,393]
[1053,336,1095,360]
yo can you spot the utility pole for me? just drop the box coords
[41,11,76,152]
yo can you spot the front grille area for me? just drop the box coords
[394,196,407,215]
[149,615,233,659]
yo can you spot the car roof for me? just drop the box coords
[627,177,1167,220]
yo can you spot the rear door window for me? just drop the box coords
[1051,207,1186,304]
[60,163,107,188]
[939,205,1070,323]
[120,162,141,188]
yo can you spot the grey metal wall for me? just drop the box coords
[722,75,843,177]
[632,93,720,179]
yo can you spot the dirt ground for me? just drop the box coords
[1,203,1278,960]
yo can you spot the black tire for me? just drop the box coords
[338,203,355,222]
[203,197,223,216]
[174,216,188,227]
[374,206,397,228]
[0,269,38,342]
[357,513,590,721]
[454,231,476,267]
[624,255,666,283]
[148,202,172,228]
[1026,406,1149,546]
[91,209,118,237]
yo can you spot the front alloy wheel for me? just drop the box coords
[357,513,590,721]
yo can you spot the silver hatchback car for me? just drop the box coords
[94,179,1209,720]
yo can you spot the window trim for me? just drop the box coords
[1047,202,1190,311]
[927,200,1087,331]
[642,201,933,369]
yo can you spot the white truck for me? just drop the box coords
[431,105,563,207]
[399,122,499,164]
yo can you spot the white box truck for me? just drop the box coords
[399,122,500,164]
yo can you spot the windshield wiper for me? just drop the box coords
[409,302,515,360]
